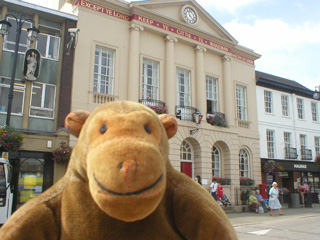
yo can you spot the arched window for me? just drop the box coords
[239,149,249,177]
[180,140,193,178]
[212,146,220,177]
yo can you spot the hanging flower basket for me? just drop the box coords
[0,126,24,152]
[207,115,227,127]
[212,176,231,185]
[240,177,254,186]
[52,141,72,163]
[315,154,320,165]
[263,160,283,174]
[147,105,168,114]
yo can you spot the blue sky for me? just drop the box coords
[24,0,320,90]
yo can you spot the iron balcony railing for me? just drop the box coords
[175,105,199,122]
[206,112,227,127]
[138,99,167,114]
[301,148,312,160]
[284,147,298,159]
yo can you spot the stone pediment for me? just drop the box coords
[131,0,238,44]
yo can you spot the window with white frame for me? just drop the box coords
[180,140,193,161]
[239,149,249,177]
[206,76,218,113]
[266,129,275,158]
[93,47,115,95]
[236,85,247,120]
[284,132,292,149]
[30,82,56,119]
[3,17,32,53]
[311,102,318,122]
[315,137,320,156]
[141,59,159,100]
[297,98,304,119]
[176,68,191,106]
[212,146,220,177]
[0,77,25,115]
[300,134,307,149]
[281,94,289,116]
[264,90,273,113]
[36,33,60,60]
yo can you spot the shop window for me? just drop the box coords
[0,77,25,115]
[93,46,114,95]
[30,82,56,119]
[3,17,31,53]
[18,158,44,208]
[141,59,159,100]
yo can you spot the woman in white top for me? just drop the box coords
[269,182,283,216]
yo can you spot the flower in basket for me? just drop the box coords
[207,114,227,127]
[0,126,24,152]
[315,154,320,165]
[147,105,168,114]
[52,141,72,163]
[263,160,283,174]
[240,177,254,186]
[212,176,231,185]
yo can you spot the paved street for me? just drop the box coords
[227,204,320,239]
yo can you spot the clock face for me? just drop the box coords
[183,7,197,24]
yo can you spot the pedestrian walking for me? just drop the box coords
[210,178,218,201]
[269,182,283,216]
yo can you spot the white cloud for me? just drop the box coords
[195,0,264,13]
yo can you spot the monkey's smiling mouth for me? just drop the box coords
[93,174,163,196]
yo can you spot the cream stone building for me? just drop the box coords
[63,0,261,204]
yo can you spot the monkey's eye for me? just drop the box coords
[100,124,107,134]
[144,125,151,134]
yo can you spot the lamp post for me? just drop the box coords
[313,86,320,100]
[0,14,39,126]
[190,110,203,135]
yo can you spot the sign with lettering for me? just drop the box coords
[294,164,307,169]
[75,0,255,65]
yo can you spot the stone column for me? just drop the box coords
[165,35,178,115]
[222,55,235,127]
[195,45,207,116]
[127,23,144,101]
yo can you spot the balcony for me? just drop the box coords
[301,148,312,160]
[89,91,117,104]
[175,105,199,122]
[138,99,167,114]
[206,112,227,127]
[237,119,250,129]
[284,147,298,159]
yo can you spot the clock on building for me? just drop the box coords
[182,6,198,24]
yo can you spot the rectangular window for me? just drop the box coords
[297,98,304,119]
[93,47,114,95]
[281,95,289,116]
[311,102,318,122]
[284,132,292,149]
[30,82,56,119]
[266,129,275,158]
[0,77,25,115]
[36,33,60,60]
[176,68,191,106]
[264,90,273,113]
[236,85,247,120]
[3,17,32,53]
[141,59,159,100]
[206,76,218,113]
[300,134,307,149]
[315,137,320,156]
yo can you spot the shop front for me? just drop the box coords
[261,159,320,203]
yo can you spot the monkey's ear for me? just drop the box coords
[159,114,178,139]
[65,110,90,138]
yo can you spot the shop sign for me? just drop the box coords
[279,172,289,177]
[266,174,273,184]
[294,164,307,169]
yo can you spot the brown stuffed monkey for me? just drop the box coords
[0,101,237,240]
